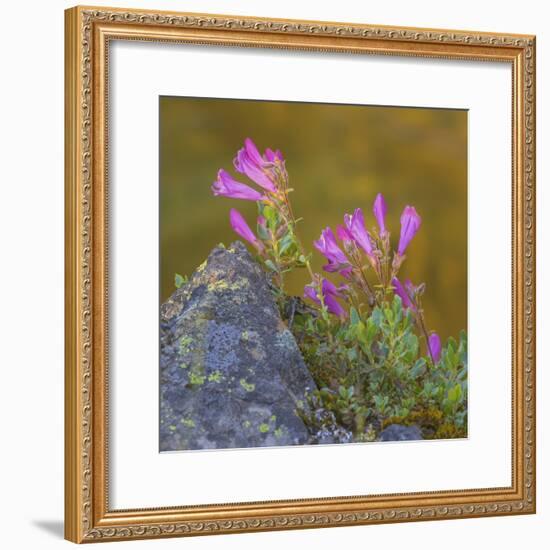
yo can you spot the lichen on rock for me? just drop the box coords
[160,241,316,451]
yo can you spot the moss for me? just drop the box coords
[259,423,270,433]
[434,423,467,439]
[239,378,256,392]
[382,407,447,439]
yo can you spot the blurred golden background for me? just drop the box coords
[160,97,467,341]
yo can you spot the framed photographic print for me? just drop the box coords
[65,5,536,543]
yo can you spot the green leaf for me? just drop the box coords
[411,358,427,379]
[392,295,403,322]
[371,307,383,328]
[447,336,458,353]
[399,332,418,362]
[174,273,186,289]
[365,317,378,341]
[264,259,278,272]
[355,321,367,343]
[257,222,270,240]
[278,233,295,255]
[350,307,361,326]
[447,383,462,403]
[262,205,278,229]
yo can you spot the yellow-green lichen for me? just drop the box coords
[239,379,255,392]
[207,280,229,292]
[207,278,249,293]
[196,260,207,273]
[169,425,177,432]
[259,423,270,433]
[180,417,196,428]
[179,363,188,369]
[207,371,223,383]
[243,420,251,428]
[189,372,206,386]
[179,336,193,354]
[274,427,284,438]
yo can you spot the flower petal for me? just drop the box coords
[428,332,442,363]
[398,205,421,255]
[212,169,265,201]
[373,193,387,235]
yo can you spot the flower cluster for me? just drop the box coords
[207,138,467,440]
[212,138,441,363]
[211,138,312,294]
[304,192,442,362]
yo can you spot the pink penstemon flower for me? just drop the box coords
[212,139,443,363]
[233,138,281,193]
[229,209,264,253]
[391,277,416,311]
[397,205,422,256]
[211,169,265,201]
[344,208,375,258]
[428,332,442,364]
[313,227,351,274]
[304,278,348,319]
[373,193,388,237]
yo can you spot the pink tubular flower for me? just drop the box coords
[229,209,264,252]
[233,138,279,193]
[397,205,422,256]
[304,278,348,318]
[336,224,353,244]
[392,277,416,311]
[428,332,442,363]
[212,169,265,201]
[313,227,350,273]
[373,193,387,236]
[344,208,375,258]
[264,148,284,163]
[303,283,320,305]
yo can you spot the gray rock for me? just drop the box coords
[378,424,423,442]
[160,241,316,451]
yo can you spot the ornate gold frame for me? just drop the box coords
[65,5,536,543]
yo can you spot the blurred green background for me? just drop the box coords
[160,97,467,341]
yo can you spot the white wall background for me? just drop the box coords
[0,0,546,548]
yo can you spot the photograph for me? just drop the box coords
[159,97,468,451]
[61,4,537,543]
